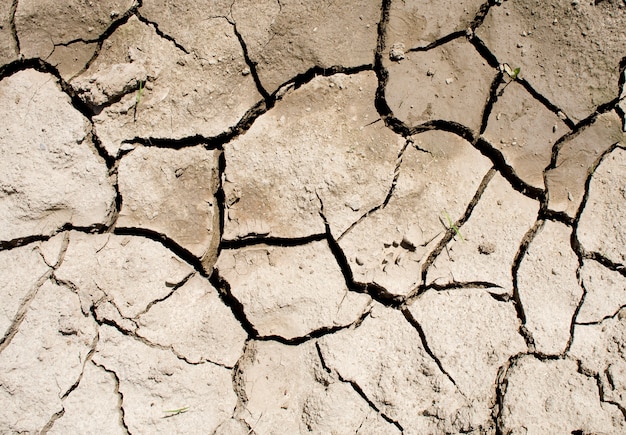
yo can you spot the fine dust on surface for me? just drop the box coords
[1,0,626,434]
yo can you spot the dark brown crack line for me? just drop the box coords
[338,139,411,241]
[315,342,404,432]
[318,203,404,308]
[410,167,497,298]
[209,269,258,338]
[575,303,626,327]
[135,13,190,54]
[563,256,587,354]
[92,361,131,434]
[407,31,466,53]
[255,309,371,347]
[9,0,19,55]
[221,233,326,250]
[402,308,458,388]
[0,233,51,251]
[230,19,271,101]
[510,219,544,345]
[479,71,506,135]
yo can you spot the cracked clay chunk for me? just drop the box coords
[0,281,98,433]
[0,0,16,65]
[233,340,399,434]
[427,172,539,292]
[499,355,625,434]
[231,0,380,93]
[216,241,370,340]
[546,111,625,218]
[136,274,247,367]
[516,220,582,355]
[384,38,494,131]
[477,0,626,123]
[407,288,527,429]
[577,260,626,324]
[0,70,116,242]
[15,0,135,76]
[577,146,626,266]
[48,362,126,435]
[223,72,403,240]
[386,0,485,50]
[118,146,220,260]
[54,232,193,318]
[318,303,473,433]
[72,16,260,157]
[570,308,626,416]
[340,130,492,296]
[482,80,569,190]
[93,324,236,434]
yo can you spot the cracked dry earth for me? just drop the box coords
[1,1,626,434]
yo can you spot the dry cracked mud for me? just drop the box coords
[1,0,626,433]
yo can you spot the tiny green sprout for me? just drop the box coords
[136,80,145,104]
[163,406,189,418]
[503,63,521,80]
[443,210,465,242]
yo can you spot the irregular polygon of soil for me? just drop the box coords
[386,0,485,50]
[118,146,220,259]
[0,244,50,338]
[578,260,626,324]
[318,303,473,433]
[577,146,626,266]
[15,0,135,70]
[482,81,569,190]
[385,38,494,131]
[0,281,97,433]
[136,274,247,367]
[231,0,380,93]
[49,362,125,435]
[54,232,193,318]
[233,340,398,434]
[93,324,236,434]
[407,288,526,428]
[499,355,625,434]
[477,0,626,122]
[516,220,582,355]
[546,111,624,218]
[216,241,370,340]
[223,72,403,240]
[72,16,260,157]
[427,173,538,291]
[340,130,492,296]
[0,0,16,65]
[570,309,626,414]
[0,70,116,241]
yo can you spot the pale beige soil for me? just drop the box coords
[1,0,626,433]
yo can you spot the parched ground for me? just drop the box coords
[1,0,626,433]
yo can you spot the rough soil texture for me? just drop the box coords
[1,0,625,433]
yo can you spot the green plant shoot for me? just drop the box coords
[443,210,465,242]
[163,406,189,418]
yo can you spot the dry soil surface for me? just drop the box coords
[1,0,626,434]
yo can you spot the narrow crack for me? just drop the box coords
[229,18,270,101]
[209,269,259,338]
[92,360,132,434]
[408,167,497,299]
[576,359,626,421]
[407,31,466,53]
[315,341,404,432]
[493,353,524,435]
[0,269,52,353]
[402,308,457,388]
[318,196,404,308]
[255,307,372,346]
[511,219,544,349]
[135,13,190,54]
[9,0,19,56]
